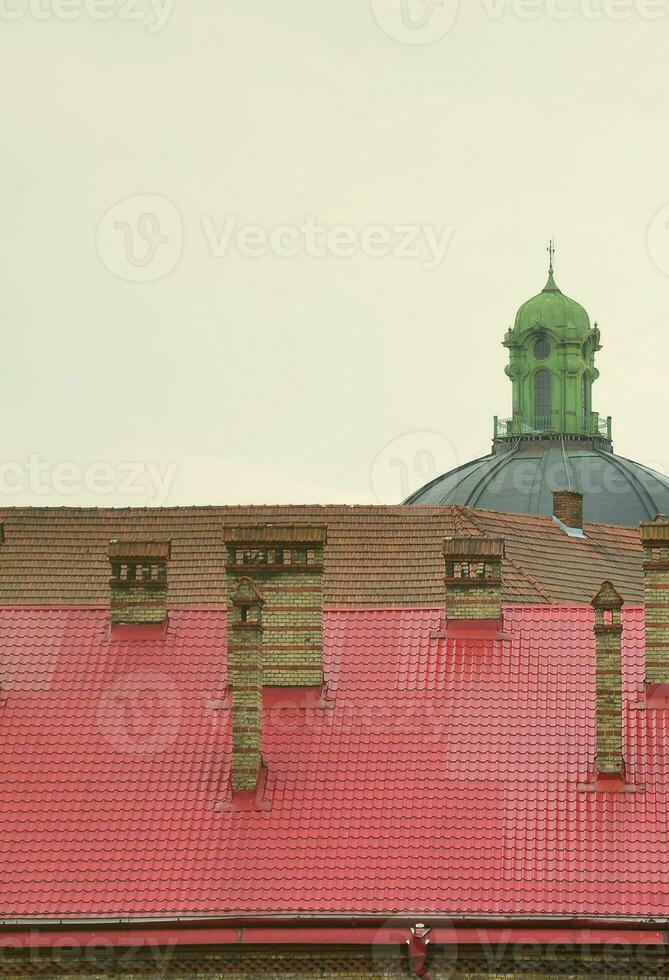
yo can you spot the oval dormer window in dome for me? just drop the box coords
[534,338,550,360]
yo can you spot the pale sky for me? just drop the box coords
[1,0,668,507]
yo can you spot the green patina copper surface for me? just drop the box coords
[496,247,610,443]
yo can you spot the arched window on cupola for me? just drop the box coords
[534,370,552,428]
[581,373,590,432]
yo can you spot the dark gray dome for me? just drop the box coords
[405,439,669,527]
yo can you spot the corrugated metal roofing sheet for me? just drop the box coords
[0,603,666,918]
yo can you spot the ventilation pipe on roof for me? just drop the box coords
[591,582,625,778]
[443,535,505,623]
[223,526,327,687]
[405,924,432,977]
[640,516,669,691]
[108,540,171,626]
[227,577,265,793]
[552,489,584,536]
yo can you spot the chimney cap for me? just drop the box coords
[553,488,583,501]
[640,516,669,543]
[443,535,505,559]
[591,580,624,610]
[231,576,265,606]
[108,540,171,561]
[223,525,327,546]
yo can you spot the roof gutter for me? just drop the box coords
[2,912,669,927]
[1,915,668,950]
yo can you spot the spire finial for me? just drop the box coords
[543,238,559,293]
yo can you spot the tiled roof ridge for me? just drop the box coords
[504,553,552,603]
[463,505,639,538]
[449,505,482,536]
[582,519,640,533]
[457,507,552,603]
[0,502,643,530]
[0,504,461,516]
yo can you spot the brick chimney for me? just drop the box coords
[227,577,264,792]
[108,540,170,626]
[640,516,669,686]
[552,489,584,531]
[591,581,624,777]
[443,535,505,622]
[224,525,326,687]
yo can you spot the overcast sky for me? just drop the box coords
[1,0,668,507]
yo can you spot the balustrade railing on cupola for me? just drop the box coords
[493,413,612,441]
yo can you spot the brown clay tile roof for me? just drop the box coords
[468,508,643,604]
[0,505,644,607]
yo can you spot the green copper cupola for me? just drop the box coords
[407,247,669,525]
[494,244,612,446]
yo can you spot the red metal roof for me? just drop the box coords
[1,603,667,919]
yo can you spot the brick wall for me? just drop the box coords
[224,526,326,687]
[443,536,505,622]
[2,944,669,978]
[552,490,583,530]
[227,578,264,791]
[109,541,170,626]
[595,626,623,773]
[592,582,624,775]
[640,519,669,685]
